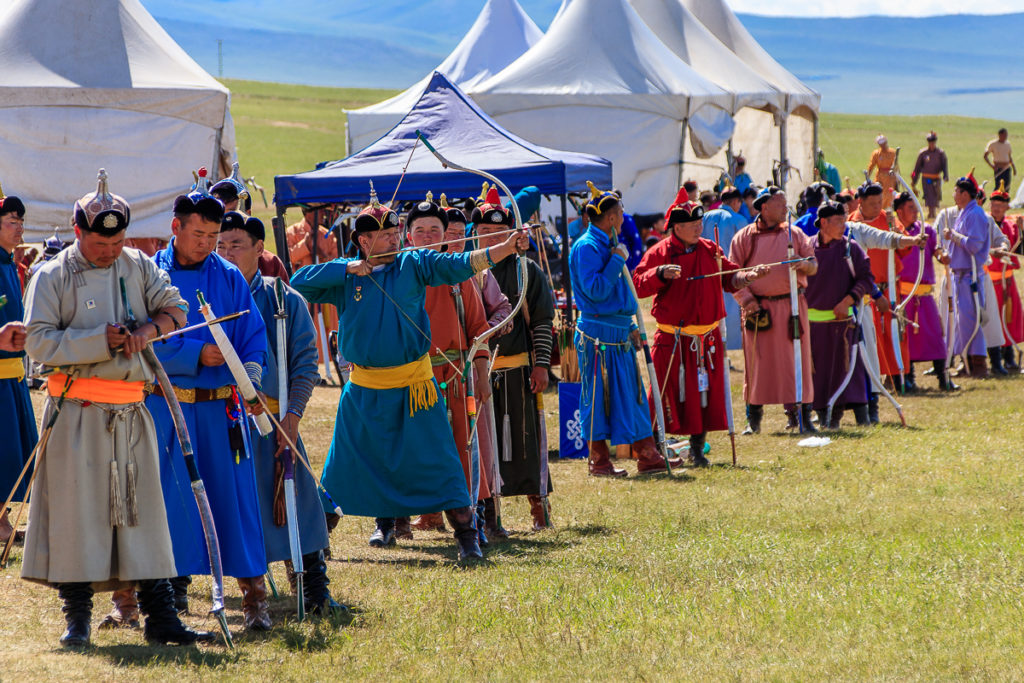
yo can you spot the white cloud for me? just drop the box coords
[729,0,1024,17]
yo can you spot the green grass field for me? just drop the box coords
[3,81,1024,679]
[223,78,1023,230]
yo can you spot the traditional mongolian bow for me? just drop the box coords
[712,224,738,466]
[196,291,273,436]
[275,278,305,621]
[884,208,906,393]
[415,129,534,524]
[119,278,234,648]
[786,216,805,431]
[891,149,926,317]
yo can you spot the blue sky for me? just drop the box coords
[730,0,1024,16]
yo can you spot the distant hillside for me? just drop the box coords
[142,1,1024,119]
[740,13,1024,119]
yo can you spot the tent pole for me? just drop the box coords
[678,118,688,189]
[273,204,292,275]
[779,115,789,192]
[813,114,820,176]
[560,194,573,323]
[212,127,224,181]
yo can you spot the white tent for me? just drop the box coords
[344,0,542,155]
[630,0,788,196]
[681,0,819,195]
[470,0,735,215]
[0,0,235,240]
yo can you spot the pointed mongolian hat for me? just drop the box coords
[354,181,400,234]
[74,169,130,236]
[470,186,513,227]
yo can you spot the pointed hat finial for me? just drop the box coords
[440,193,449,208]
[369,180,380,208]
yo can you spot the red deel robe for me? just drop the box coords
[633,235,740,435]
[425,279,491,500]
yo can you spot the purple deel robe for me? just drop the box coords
[899,221,947,361]
[806,235,875,411]
[949,201,990,356]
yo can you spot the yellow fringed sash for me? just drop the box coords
[656,322,719,337]
[491,352,530,371]
[0,357,24,381]
[350,354,439,416]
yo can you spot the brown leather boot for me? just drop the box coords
[527,495,552,531]
[98,584,140,630]
[633,436,683,474]
[237,576,271,631]
[394,516,413,540]
[969,355,991,379]
[482,498,509,539]
[410,512,446,531]
[588,440,627,477]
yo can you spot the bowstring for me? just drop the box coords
[363,271,464,378]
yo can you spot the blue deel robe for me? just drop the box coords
[248,272,329,560]
[619,213,644,271]
[0,247,36,501]
[569,225,652,446]
[290,249,475,518]
[701,206,749,351]
[795,205,819,237]
[148,241,268,578]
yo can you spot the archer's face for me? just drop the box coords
[0,213,24,252]
[358,227,400,262]
[991,200,1008,221]
[76,227,125,267]
[476,223,506,249]
[896,204,919,227]
[217,228,263,277]
[819,215,846,241]
[408,217,445,251]
[671,219,702,246]
[859,194,883,219]
[172,213,221,266]
[445,223,467,253]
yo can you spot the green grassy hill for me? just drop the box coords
[226,78,1022,229]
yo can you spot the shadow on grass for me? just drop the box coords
[239,605,364,652]
[87,642,238,667]
[331,523,614,567]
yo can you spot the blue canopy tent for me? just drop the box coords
[274,71,611,205]
[272,71,612,298]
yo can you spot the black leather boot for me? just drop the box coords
[302,550,344,616]
[58,582,93,648]
[169,575,191,614]
[817,408,843,430]
[851,403,870,426]
[989,347,1009,376]
[868,394,880,424]
[368,518,396,548]
[741,404,763,435]
[800,404,818,433]
[689,432,710,467]
[482,497,509,540]
[934,359,959,391]
[1003,346,1020,371]
[784,404,799,431]
[475,502,489,548]
[904,364,918,393]
[138,579,215,645]
[444,506,483,562]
